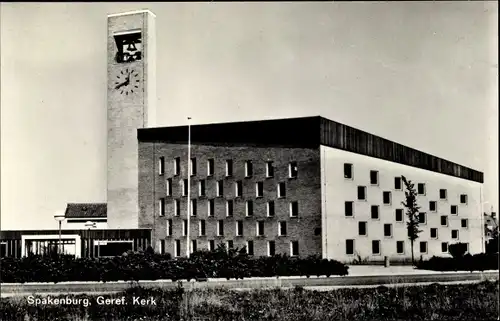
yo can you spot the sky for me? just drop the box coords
[1,2,498,230]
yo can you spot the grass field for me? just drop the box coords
[1,281,498,321]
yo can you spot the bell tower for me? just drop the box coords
[107,10,156,229]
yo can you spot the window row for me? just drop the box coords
[163,219,300,237]
[417,213,469,228]
[158,199,299,218]
[357,221,463,239]
[344,165,404,190]
[345,203,469,226]
[160,239,299,257]
[343,164,468,204]
[354,186,393,203]
[159,157,299,179]
[163,179,288,199]
[345,239,470,255]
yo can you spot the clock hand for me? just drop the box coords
[115,81,127,90]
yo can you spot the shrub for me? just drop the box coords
[0,249,348,283]
[448,242,468,259]
[416,253,499,272]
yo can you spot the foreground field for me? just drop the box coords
[1,281,498,321]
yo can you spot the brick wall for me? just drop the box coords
[138,143,322,258]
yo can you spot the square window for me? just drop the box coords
[346,239,355,255]
[290,241,299,256]
[289,162,298,178]
[256,182,264,198]
[226,200,234,217]
[166,178,172,196]
[246,201,254,217]
[418,212,427,224]
[383,191,391,205]
[199,180,206,197]
[174,199,180,216]
[158,157,165,175]
[417,183,426,195]
[225,160,233,177]
[372,240,381,255]
[279,221,287,236]
[158,198,165,217]
[345,201,354,217]
[439,189,447,200]
[429,201,437,212]
[247,241,254,255]
[217,220,224,236]
[174,240,181,257]
[268,241,276,256]
[371,206,379,220]
[396,241,405,254]
[395,209,404,222]
[394,177,402,190]
[207,159,214,176]
[235,181,243,197]
[430,228,438,239]
[357,186,366,200]
[419,241,427,253]
[460,194,468,204]
[370,170,379,185]
[451,229,459,239]
[174,157,181,176]
[278,182,286,198]
[266,162,274,178]
[199,220,206,236]
[236,221,243,236]
[167,219,173,236]
[190,199,197,216]
[245,160,253,177]
[358,221,367,236]
[216,181,224,197]
[190,158,197,176]
[256,221,265,236]
[344,163,353,179]
[384,224,392,237]
[207,199,215,217]
[290,201,299,218]
[451,205,458,215]
[191,240,197,253]
[267,201,275,217]
[208,240,215,251]
[182,179,188,196]
[441,215,448,226]
[461,219,468,229]
[442,242,448,253]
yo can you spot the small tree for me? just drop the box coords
[449,242,468,259]
[401,176,422,265]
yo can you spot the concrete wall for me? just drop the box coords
[107,11,156,229]
[138,143,322,258]
[320,145,483,263]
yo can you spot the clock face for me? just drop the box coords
[114,68,140,96]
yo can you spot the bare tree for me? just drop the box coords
[401,176,422,265]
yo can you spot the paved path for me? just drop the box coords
[1,266,497,298]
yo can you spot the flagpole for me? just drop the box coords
[186,117,192,258]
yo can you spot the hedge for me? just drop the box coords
[416,253,499,272]
[0,245,349,283]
